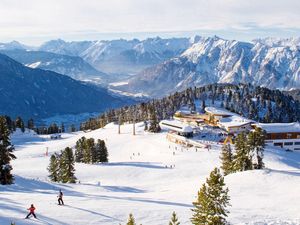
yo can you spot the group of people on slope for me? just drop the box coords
[25,189,64,219]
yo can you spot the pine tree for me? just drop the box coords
[60,147,76,183]
[144,121,148,131]
[83,138,93,164]
[148,106,161,133]
[27,118,34,130]
[70,124,76,132]
[87,138,97,163]
[232,132,252,172]
[220,144,233,175]
[191,168,230,225]
[248,127,265,169]
[0,116,16,185]
[99,140,108,163]
[201,99,206,112]
[75,137,86,163]
[61,123,65,133]
[15,116,25,132]
[126,213,136,225]
[169,211,180,225]
[48,153,59,182]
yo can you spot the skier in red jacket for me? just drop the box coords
[25,204,37,219]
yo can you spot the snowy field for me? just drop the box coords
[1,123,300,225]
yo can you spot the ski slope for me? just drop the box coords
[1,123,300,225]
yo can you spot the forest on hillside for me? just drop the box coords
[80,83,300,131]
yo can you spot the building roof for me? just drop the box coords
[255,122,300,133]
[205,107,234,116]
[160,120,193,133]
[219,115,253,129]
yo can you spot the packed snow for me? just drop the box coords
[1,123,300,225]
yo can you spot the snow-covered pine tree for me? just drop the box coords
[48,153,59,182]
[232,132,252,172]
[248,127,265,169]
[99,140,108,163]
[0,116,16,185]
[60,147,76,183]
[169,211,180,225]
[126,213,136,225]
[220,144,234,175]
[191,168,230,225]
[148,105,161,133]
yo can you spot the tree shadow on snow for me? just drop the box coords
[265,148,300,169]
[1,176,82,197]
[266,168,300,177]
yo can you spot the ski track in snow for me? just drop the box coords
[1,124,300,224]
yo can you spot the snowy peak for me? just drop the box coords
[253,37,300,47]
[39,37,191,74]
[39,39,93,56]
[0,40,31,50]
[0,49,107,80]
[119,36,300,97]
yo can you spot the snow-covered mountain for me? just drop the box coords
[0,40,33,51]
[0,49,107,80]
[39,37,192,74]
[119,36,300,97]
[253,37,300,47]
[0,53,127,119]
[2,122,300,224]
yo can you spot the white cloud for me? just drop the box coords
[0,0,299,45]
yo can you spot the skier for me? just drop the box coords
[25,204,37,219]
[58,189,64,205]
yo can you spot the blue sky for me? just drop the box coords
[0,0,299,45]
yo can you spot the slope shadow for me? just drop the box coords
[266,148,300,169]
[267,169,300,177]
[82,193,192,208]
[102,185,146,193]
[65,205,121,222]
[0,196,69,225]
[2,176,82,197]
[12,135,47,148]
[99,161,168,169]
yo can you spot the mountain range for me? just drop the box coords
[39,37,192,75]
[0,36,299,99]
[0,49,107,81]
[0,53,128,120]
[117,36,300,97]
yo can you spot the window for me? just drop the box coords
[284,142,293,146]
[294,142,300,146]
[274,143,283,147]
[294,148,300,150]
